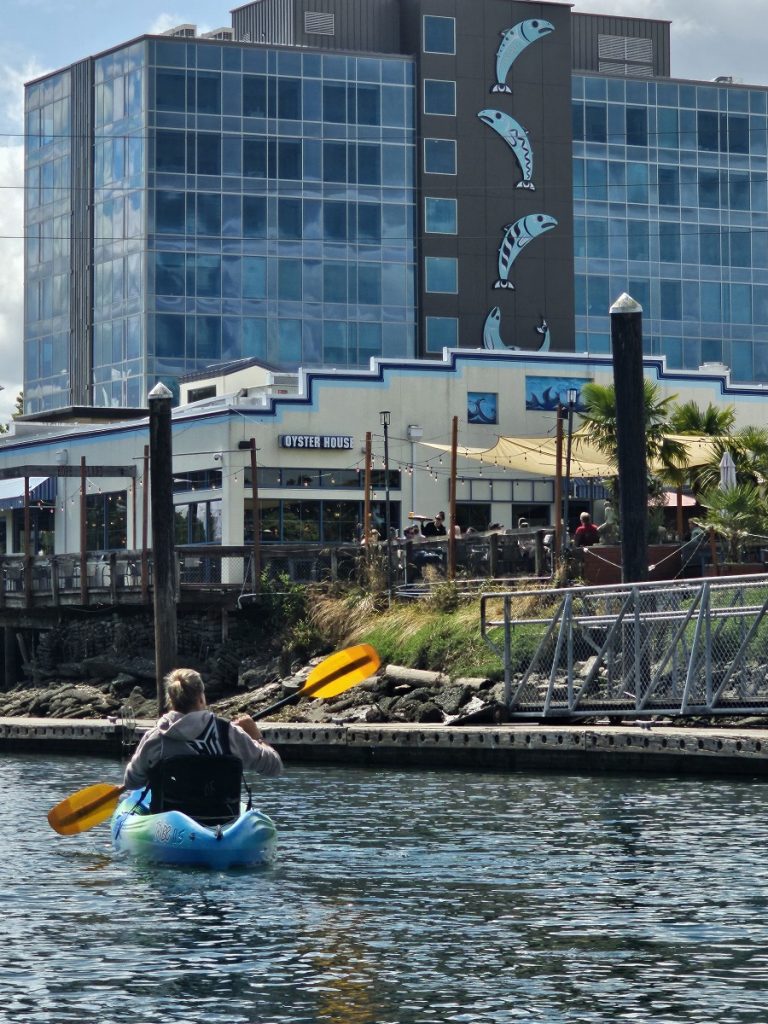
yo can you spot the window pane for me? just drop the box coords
[243,195,267,237]
[156,190,185,232]
[155,252,184,294]
[658,167,679,206]
[659,222,681,263]
[698,111,719,151]
[323,141,347,182]
[584,103,606,142]
[700,226,721,265]
[424,15,455,54]
[323,82,346,122]
[242,138,266,177]
[196,133,220,175]
[156,130,185,172]
[243,75,266,117]
[660,280,682,319]
[425,316,458,351]
[196,72,221,114]
[278,78,302,120]
[425,197,456,234]
[278,197,302,239]
[698,170,720,208]
[156,71,186,112]
[424,138,456,174]
[425,256,457,293]
[357,84,380,125]
[243,257,266,298]
[278,259,302,300]
[658,107,678,147]
[728,115,750,154]
[627,220,649,261]
[424,79,455,116]
[626,107,647,146]
[278,140,301,179]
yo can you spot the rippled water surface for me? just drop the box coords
[4,754,768,1023]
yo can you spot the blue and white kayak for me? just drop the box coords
[110,790,277,869]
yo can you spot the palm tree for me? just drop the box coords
[691,482,768,563]
[669,400,735,436]
[579,379,687,471]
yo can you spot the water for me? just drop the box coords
[4,754,768,1024]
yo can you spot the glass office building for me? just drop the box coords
[24,35,417,413]
[573,75,768,382]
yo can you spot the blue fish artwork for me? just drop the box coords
[492,19,555,94]
[536,317,550,352]
[495,214,557,290]
[467,392,498,425]
[478,110,535,189]
[482,307,520,351]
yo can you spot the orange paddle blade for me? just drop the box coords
[47,782,125,836]
[301,643,381,699]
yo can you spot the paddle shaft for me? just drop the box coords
[251,647,377,720]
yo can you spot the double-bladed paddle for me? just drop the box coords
[47,642,380,836]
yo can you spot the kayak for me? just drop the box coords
[110,789,277,869]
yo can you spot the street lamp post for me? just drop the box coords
[380,410,393,595]
[562,387,578,557]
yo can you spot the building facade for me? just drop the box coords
[23,0,768,418]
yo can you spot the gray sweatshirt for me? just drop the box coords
[123,709,283,790]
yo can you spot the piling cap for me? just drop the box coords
[609,292,643,315]
[148,382,173,400]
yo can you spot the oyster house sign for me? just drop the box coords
[279,434,354,450]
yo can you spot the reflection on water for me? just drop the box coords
[3,754,768,1023]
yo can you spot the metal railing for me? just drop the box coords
[481,573,768,719]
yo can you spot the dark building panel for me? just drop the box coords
[70,58,94,407]
[232,0,402,52]
[571,12,670,78]
[406,0,574,357]
[232,0,296,46]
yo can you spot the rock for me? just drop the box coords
[432,684,471,716]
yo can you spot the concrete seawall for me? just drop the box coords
[3,716,768,777]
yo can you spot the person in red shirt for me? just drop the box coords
[573,511,600,547]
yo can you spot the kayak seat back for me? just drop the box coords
[148,755,243,826]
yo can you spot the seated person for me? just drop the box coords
[573,512,600,547]
[124,668,282,821]
[422,511,447,537]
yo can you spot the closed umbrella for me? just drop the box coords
[719,451,737,491]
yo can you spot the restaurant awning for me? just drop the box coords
[421,433,718,478]
[0,477,55,511]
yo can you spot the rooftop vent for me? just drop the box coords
[598,33,653,77]
[304,11,335,36]
[713,76,733,83]
[202,27,235,40]
[163,24,197,38]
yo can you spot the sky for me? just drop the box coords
[0,0,766,419]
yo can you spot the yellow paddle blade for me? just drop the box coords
[301,643,381,699]
[47,782,125,836]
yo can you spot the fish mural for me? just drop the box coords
[483,307,520,350]
[483,308,553,353]
[491,19,555,94]
[478,109,535,189]
[495,214,557,289]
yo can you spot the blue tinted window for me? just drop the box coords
[382,86,405,126]
[357,85,380,125]
[156,71,185,111]
[243,75,266,117]
[196,317,221,360]
[700,226,721,265]
[584,103,606,142]
[658,107,678,147]
[698,170,720,208]
[324,201,347,240]
[424,138,456,175]
[324,263,347,302]
[243,138,266,177]
[627,220,649,261]
[730,230,751,267]
[156,130,185,172]
[196,194,220,236]
[701,283,721,320]
[586,218,608,259]
[626,163,648,203]
[425,316,458,351]
[194,255,220,297]
[572,102,584,141]
[423,16,455,55]
[278,259,302,300]
[323,82,346,122]
[587,276,608,316]
[660,280,682,319]
[155,252,184,294]
[729,173,750,210]
[659,223,680,262]
[728,115,750,154]
[156,190,185,232]
[324,321,348,363]
[357,204,381,242]
[626,107,647,145]
[323,141,347,182]
[731,284,752,324]
[278,140,301,179]
[196,133,220,175]
[243,257,266,298]
[658,167,679,206]
[196,72,221,114]
[278,198,302,239]
[357,144,381,184]
[754,287,768,324]
[424,80,455,116]
[698,111,719,151]
[358,264,381,304]
[425,197,457,234]
[278,78,301,120]
[425,256,457,293]
[243,195,267,237]
[586,159,607,201]
[156,314,185,357]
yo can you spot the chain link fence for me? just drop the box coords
[481,574,768,719]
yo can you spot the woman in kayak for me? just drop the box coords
[123,668,282,791]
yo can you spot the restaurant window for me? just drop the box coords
[86,491,127,550]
